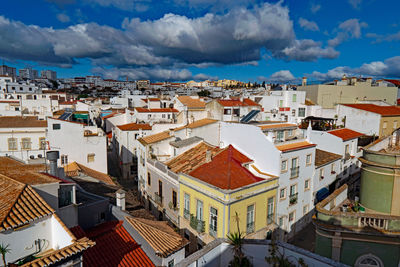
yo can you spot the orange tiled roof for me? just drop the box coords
[342,104,400,116]
[64,162,116,185]
[0,116,47,128]
[189,145,262,190]
[0,174,55,232]
[135,107,179,113]
[126,217,189,258]
[142,98,160,102]
[174,118,218,131]
[166,142,222,174]
[217,98,259,107]
[315,149,342,167]
[138,131,173,145]
[276,141,316,152]
[259,123,297,130]
[177,96,206,109]
[117,123,152,131]
[71,221,154,267]
[328,128,365,141]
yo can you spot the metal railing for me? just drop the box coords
[154,192,163,206]
[290,166,299,178]
[289,193,298,205]
[190,214,205,233]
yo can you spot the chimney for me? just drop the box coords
[302,77,307,86]
[205,150,212,163]
[116,189,126,210]
[46,151,59,177]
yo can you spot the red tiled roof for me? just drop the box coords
[275,141,316,152]
[71,221,154,267]
[135,107,179,113]
[117,123,152,131]
[217,98,259,107]
[328,128,365,141]
[342,104,400,116]
[385,79,400,86]
[189,145,262,190]
[142,98,160,103]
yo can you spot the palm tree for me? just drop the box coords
[227,212,252,267]
[0,243,11,267]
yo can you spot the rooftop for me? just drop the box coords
[342,104,400,116]
[258,123,298,131]
[177,96,206,109]
[276,141,316,153]
[169,136,203,148]
[0,116,47,128]
[189,145,264,190]
[174,118,218,131]
[135,107,179,113]
[166,142,221,174]
[315,149,342,167]
[138,130,173,145]
[126,217,189,258]
[217,98,259,107]
[71,221,154,267]
[327,128,365,141]
[64,161,116,185]
[117,123,152,131]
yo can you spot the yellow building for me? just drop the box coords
[178,145,278,244]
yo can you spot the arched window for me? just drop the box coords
[355,254,383,267]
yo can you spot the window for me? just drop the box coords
[267,197,274,224]
[298,107,305,117]
[331,163,336,174]
[172,190,177,208]
[290,184,297,196]
[184,193,190,219]
[292,94,297,102]
[287,129,293,136]
[291,109,295,116]
[162,114,166,118]
[168,114,171,119]
[39,137,46,150]
[223,108,231,115]
[303,205,309,215]
[277,130,284,141]
[168,259,175,267]
[61,154,68,165]
[233,108,240,116]
[345,144,350,155]
[279,188,286,200]
[343,166,348,175]
[279,100,283,107]
[281,160,288,172]
[383,121,387,129]
[304,179,310,190]
[246,204,255,233]
[209,207,218,237]
[290,157,299,178]
[306,154,312,165]
[289,211,295,222]
[319,168,324,179]
[158,180,163,198]
[130,165,135,175]
[196,200,203,221]
[292,157,299,168]
[8,138,17,151]
[87,153,95,163]
[53,123,61,130]
[279,217,284,227]
[147,172,151,186]
[21,138,31,150]
[148,114,151,119]
[355,254,383,267]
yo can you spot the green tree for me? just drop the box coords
[198,90,211,97]
[0,243,11,267]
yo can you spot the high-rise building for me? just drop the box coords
[19,67,38,80]
[41,70,57,80]
[0,64,17,78]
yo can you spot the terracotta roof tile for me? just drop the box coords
[70,221,155,267]
[327,128,365,141]
[342,104,400,116]
[189,145,262,190]
[0,116,47,128]
[117,123,152,131]
[135,107,179,113]
[138,131,173,145]
[315,149,342,167]
[275,141,316,152]
[64,162,116,185]
[166,142,221,174]
[217,98,259,107]
[126,217,189,258]
[259,123,297,130]
[0,174,55,232]
[174,118,218,131]
[177,96,206,109]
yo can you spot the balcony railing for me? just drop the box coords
[154,192,163,206]
[209,225,217,237]
[190,214,205,233]
[183,209,190,220]
[246,221,255,234]
[289,193,298,205]
[290,166,299,178]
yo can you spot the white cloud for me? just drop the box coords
[328,18,367,46]
[349,0,362,9]
[279,39,339,61]
[269,70,295,82]
[310,3,321,13]
[56,13,71,23]
[298,17,319,31]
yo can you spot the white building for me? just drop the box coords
[134,107,179,124]
[174,96,208,124]
[47,118,108,173]
[206,98,261,122]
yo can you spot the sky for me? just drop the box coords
[1,0,400,82]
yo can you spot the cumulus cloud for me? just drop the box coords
[366,31,400,43]
[269,70,295,82]
[278,39,339,61]
[309,56,400,80]
[56,13,70,23]
[328,18,367,46]
[298,18,319,31]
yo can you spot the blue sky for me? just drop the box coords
[0,0,400,82]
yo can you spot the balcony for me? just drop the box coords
[289,193,298,205]
[246,222,254,234]
[154,192,163,206]
[290,166,299,179]
[209,225,217,237]
[184,209,190,220]
[190,214,205,233]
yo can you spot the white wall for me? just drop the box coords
[337,104,380,135]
